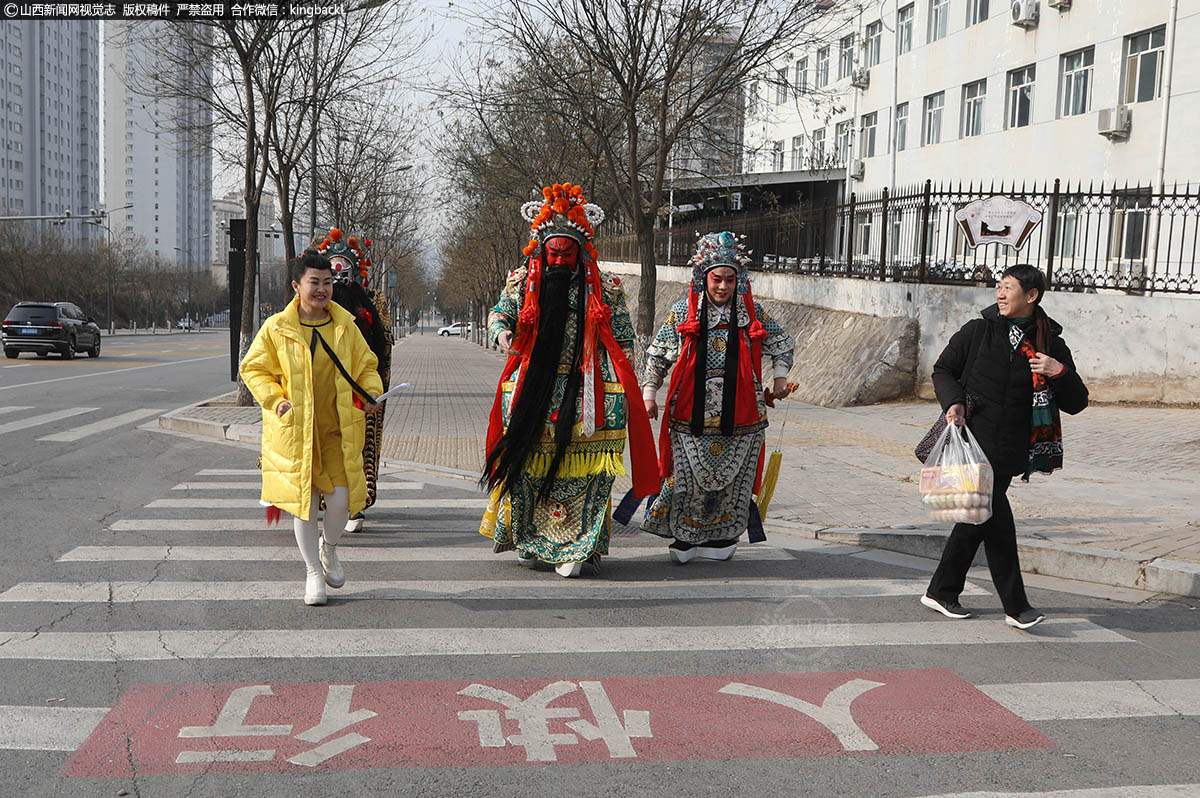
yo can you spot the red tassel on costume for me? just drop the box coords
[353,394,365,410]
[355,308,374,328]
[266,505,282,526]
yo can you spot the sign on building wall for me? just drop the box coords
[954,196,1043,251]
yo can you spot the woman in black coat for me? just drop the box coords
[921,264,1089,629]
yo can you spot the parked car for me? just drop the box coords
[438,322,472,337]
[176,318,196,330]
[2,301,101,359]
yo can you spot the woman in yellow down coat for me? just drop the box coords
[241,252,383,606]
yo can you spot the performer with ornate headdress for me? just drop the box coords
[478,182,658,577]
[315,228,393,532]
[636,232,795,563]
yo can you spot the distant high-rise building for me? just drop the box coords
[103,21,212,268]
[0,20,100,245]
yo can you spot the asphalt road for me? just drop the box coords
[1,333,1198,797]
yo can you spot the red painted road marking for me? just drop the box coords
[65,669,1054,776]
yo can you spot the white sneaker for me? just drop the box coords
[696,543,737,561]
[304,569,327,605]
[345,514,365,533]
[516,551,536,568]
[320,540,344,588]
[554,561,583,578]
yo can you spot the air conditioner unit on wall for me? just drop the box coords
[851,68,870,89]
[851,160,865,180]
[1011,0,1039,27]
[1047,0,1071,9]
[815,0,835,9]
[1098,106,1132,139]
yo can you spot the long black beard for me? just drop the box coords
[690,292,740,437]
[482,265,585,500]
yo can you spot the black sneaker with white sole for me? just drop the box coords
[920,594,975,619]
[1005,608,1046,630]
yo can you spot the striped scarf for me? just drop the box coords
[1009,320,1063,480]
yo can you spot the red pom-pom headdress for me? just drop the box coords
[315,226,372,289]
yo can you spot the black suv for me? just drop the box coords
[2,302,101,359]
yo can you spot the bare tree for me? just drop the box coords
[265,3,425,266]
[467,0,835,353]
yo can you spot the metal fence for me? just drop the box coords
[598,179,1200,294]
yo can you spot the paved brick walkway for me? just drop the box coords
[379,333,504,472]
[376,335,1200,564]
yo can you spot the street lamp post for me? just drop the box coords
[86,203,133,335]
[175,233,210,331]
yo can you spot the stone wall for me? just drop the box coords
[604,263,919,408]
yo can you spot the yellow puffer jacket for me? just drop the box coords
[240,297,383,520]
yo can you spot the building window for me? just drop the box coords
[748,81,760,115]
[772,140,785,171]
[775,67,788,104]
[856,214,873,256]
[966,0,988,26]
[960,79,986,137]
[795,57,808,97]
[860,111,878,157]
[835,120,852,163]
[1057,209,1079,260]
[838,34,855,79]
[1006,64,1035,128]
[816,46,830,88]
[1060,47,1094,117]
[864,21,882,67]
[1111,190,1152,262]
[811,128,825,167]
[922,92,944,145]
[898,4,914,54]
[1124,27,1166,104]
[791,134,805,170]
[928,0,949,43]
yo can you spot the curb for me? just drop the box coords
[157,393,262,444]
[154,402,1200,600]
[816,528,1200,599]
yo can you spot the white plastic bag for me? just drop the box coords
[918,424,994,524]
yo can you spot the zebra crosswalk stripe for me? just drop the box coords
[58,544,796,562]
[145,498,489,509]
[170,481,424,491]
[38,408,165,442]
[0,619,1134,661]
[0,577,975,603]
[0,407,98,435]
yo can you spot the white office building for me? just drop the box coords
[103,21,212,269]
[0,20,100,244]
[744,1,1195,195]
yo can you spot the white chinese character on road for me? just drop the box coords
[174,684,376,767]
[718,679,885,752]
[457,680,652,762]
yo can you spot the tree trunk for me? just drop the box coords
[635,219,658,370]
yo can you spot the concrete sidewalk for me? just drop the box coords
[159,333,1200,599]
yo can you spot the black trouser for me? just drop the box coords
[927,474,1032,616]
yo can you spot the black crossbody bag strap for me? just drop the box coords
[310,327,376,403]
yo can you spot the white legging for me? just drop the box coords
[292,486,348,573]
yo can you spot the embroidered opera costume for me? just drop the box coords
[478,182,657,577]
[639,232,794,561]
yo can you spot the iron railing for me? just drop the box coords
[598,179,1200,294]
